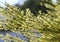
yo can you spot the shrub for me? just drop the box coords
[0,5,60,42]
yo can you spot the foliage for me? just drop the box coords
[0,5,60,42]
[16,0,55,16]
[57,0,60,4]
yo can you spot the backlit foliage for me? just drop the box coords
[0,5,60,42]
